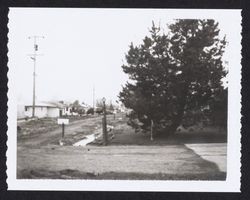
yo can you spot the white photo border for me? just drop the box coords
[7,8,242,192]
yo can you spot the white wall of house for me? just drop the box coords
[47,107,60,118]
[25,106,47,118]
[25,106,60,118]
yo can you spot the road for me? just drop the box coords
[18,115,103,147]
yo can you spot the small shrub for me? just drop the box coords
[87,108,94,115]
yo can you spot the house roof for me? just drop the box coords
[25,101,90,109]
[25,102,59,108]
[80,103,89,108]
[46,101,65,108]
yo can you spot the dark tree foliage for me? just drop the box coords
[71,100,85,115]
[87,108,94,115]
[208,88,228,129]
[119,19,227,135]
[95,107,103,114]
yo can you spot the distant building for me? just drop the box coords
[81,103,90,113]
[24,101,91,118]
[63,102,90,116]
[25,102,62,118]
[118,103,132,115]
[64,105,72,116]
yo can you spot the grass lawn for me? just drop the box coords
[17,145,226,180]
[109,117,227,146]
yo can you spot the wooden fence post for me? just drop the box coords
[62,123,65,138]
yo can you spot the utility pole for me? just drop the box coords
[28,35,44,118]
[102,97,108,146]
[93,85,95,114]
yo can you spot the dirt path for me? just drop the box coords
[17,116,103,147]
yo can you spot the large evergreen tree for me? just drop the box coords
[119,19,227,135]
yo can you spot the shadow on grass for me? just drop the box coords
[17,168,226,180]
[109,126,227,146]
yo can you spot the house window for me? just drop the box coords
[25,107,27,111]
[66,107,68,111]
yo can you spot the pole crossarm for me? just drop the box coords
[28,35,45,39]
[27,54,44,57]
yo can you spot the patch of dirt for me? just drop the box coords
[17,118,60,138]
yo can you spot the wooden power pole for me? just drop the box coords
[28,35,44,118]
[93,85,95,114]
[102,97,108,146]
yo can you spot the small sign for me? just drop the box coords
[57,118,69,125]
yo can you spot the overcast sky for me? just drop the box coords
[8,8,239,106]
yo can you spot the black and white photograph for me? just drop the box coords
[6,8,241,192]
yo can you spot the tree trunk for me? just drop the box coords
[150,119,154,141]
[168,83,189,135]
[169,112,184,134]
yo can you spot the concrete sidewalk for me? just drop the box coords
[185,143,227,172]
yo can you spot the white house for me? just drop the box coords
[118,103,132,115]
[46,101,67,116]
[25,102,61,118]
[25,101,91,118]
[63,102,90,116]
[81,102,90,113]
[64,106,72,116]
